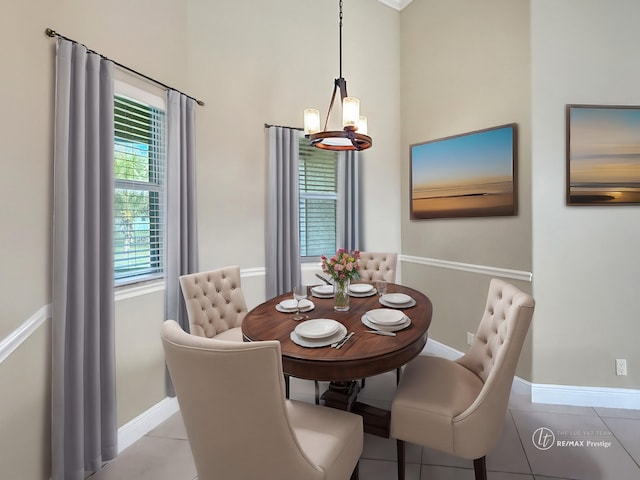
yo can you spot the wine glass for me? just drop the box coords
[293,285,308,321]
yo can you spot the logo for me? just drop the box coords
[532,427,555,450]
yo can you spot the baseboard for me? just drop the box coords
[423,338,530,391]
[422,337,464,360]
[531,383,640,410]
[423,339,640,409]
[118,396,180,453]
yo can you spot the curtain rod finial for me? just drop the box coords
[45,28,56,38]
[196,100,205,106]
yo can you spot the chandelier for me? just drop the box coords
[303,0,372,151]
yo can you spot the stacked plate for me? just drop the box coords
[348,283,377,297]
[361,308,411,332]
[276,298,315,313]
[311,284,334,298]
[290,319,347,348]
[379,292,416,309]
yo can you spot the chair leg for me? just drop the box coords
[350,460,359,480]
[396,439,405,480]
[396,367,401,385]
[360,378,366,389]
[285,375,290,399]
[314,380,320,405]
[473,456,487,480]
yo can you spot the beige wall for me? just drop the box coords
[187,0,402,271]
[0,1,400,478]
[4,0,640,478]
[0,0,189,476]
[399,0,533,377]
[0,326,51,480]
[531,0,640,388]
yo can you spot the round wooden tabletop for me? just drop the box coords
[242,283,433,381]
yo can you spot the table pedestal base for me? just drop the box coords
[321,381,360,410]
[321,381,391,438]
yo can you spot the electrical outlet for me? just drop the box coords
[466,331,475,346]
[615,359,627,376]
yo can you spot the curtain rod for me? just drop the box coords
[264,123,304,131]
[45,28,205,106]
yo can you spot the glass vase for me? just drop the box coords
[334,278,350,312]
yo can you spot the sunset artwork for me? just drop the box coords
[567,105,640,205]
[410,124,517,220]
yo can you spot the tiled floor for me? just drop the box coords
[91,361,640,480]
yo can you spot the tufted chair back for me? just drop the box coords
[457,278,534,383]
[357,252,397,282]
[179,266,248,340]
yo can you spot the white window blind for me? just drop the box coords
[298,139,338,257]
[114,94,166,284]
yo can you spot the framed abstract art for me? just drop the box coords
[410,124,518,220]
[566,104,640,205]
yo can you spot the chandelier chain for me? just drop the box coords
[339,0,343,79]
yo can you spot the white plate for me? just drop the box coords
[381,293,413,305]
[311,292,334,298]
[366,308,407,325]
[311,285,334,296]
[349,288,377,298]
[379,297,416,309]
[276,299,314,313]
[290,324,347,348]
[361,314,411,332]
[349,283,374,294]
[295,318,341,339]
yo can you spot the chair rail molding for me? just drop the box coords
[240,266,267,277]
[400,254,533,283]
[0,304,51,365]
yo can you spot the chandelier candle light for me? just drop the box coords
[303,0,372,151]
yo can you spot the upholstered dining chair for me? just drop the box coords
[161,320,363,480]
[179,265,247,341]
[390,278,535,480]
[357,252,397,282]
[356,252,399,388]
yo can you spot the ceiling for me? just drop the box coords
[376,0,415,11]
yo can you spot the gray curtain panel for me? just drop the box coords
[164,90,198,331]
[51,39,117,480]
[266,126,302,298]
[164,90,198,396]
[338,150,362,251]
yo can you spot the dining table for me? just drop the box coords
[241,282,433,437]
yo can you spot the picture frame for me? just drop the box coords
[410,124,518,220]
[566,104,640,206]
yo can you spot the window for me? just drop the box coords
[298,139,338,258]
[113,87,166,284]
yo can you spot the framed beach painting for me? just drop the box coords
[410,124,518,220]
[566,104,640,205]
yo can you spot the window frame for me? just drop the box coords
[113,81,167,287]
[298,139,342,261]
